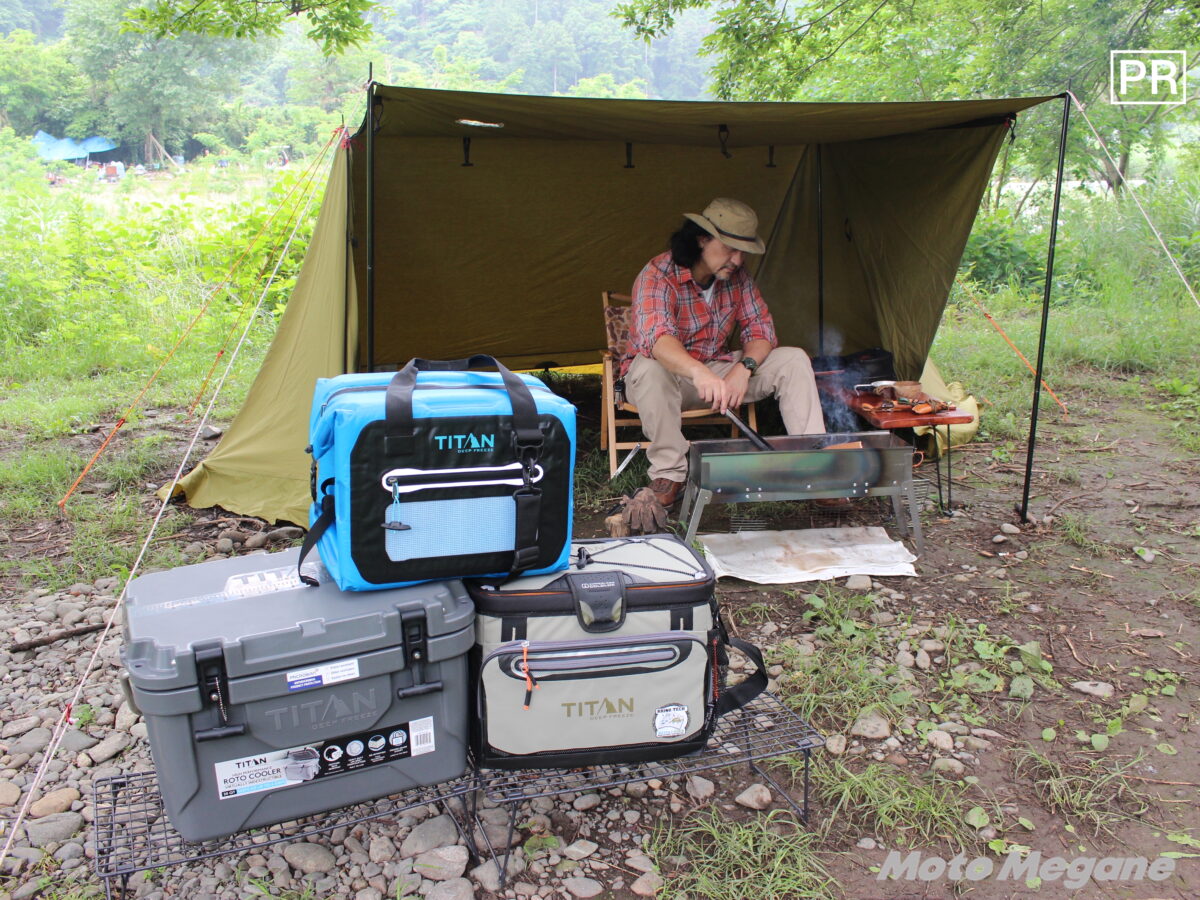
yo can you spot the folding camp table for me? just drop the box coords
[818,380,975,512]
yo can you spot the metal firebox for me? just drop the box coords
[678,431,923,553]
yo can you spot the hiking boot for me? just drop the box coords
[648,478,685,509]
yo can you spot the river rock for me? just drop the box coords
[572,793,602,811]
[244,533,269,550]
[0,781,21,807]
[23,812,84,846]
[369,835,396,863]
[400,814,459,857]
[925,730,954,752]
[283,842,336,874]
[632,872,665,896]
[1071,681,1114,700]
[2,716,41,739]
[824,734,847,755]
[686,775,715,802]
[29,788,80,818]
[563,840,598,861]
[470,850,525,892]
[850,711,891,739]
[427,879,475,900]
[563,876,604,898]
[86,732,130,764]
[415,844,469,881]
[734,784,772,810]
[844,575,873,592]
[9,728,52,756]
[59,730,99,753]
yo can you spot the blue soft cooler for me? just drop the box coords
[304,356,576,591]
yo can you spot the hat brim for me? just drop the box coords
[683,212,766,255]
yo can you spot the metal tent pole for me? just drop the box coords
[816,145,825,357]
[365,79,377,372]
[1020,93,1071,522]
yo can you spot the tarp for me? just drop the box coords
[32,132,118,160]
[171,87,1056,525]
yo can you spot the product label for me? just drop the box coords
[224,567,303,598]
[214,717,435,799]
[653,703,690,739]
[286,658,360,692]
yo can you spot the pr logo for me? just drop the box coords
[1110,51,1187,106]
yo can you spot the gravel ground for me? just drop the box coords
[0,570,782,900]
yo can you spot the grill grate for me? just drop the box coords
[90,772,475,878]
[479,692,823,802]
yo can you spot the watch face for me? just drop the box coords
[742,357,758,372]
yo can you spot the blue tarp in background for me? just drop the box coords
[33,131,118,160]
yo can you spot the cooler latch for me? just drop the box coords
[396,611,443,700]
[193,642,246,742]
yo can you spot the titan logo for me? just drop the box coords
[263,689,377,730]
[561,697,635,719]
[433,433,495,451]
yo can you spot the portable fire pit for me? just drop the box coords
[677,430,923,554]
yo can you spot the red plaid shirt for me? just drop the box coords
[622,251,777,376]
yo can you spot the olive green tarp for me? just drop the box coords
[171,87,1056,525]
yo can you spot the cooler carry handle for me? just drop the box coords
[383,355,544,459]
[715,629,769,718]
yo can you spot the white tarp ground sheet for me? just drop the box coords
[699,527,917,584]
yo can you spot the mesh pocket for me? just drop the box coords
[385,497,515,561]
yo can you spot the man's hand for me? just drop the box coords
[722,363,751,410]
[692,367,733,412]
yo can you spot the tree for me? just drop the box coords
[125,0,376,55]
[0,31,89,135]
[617,0,1200,184]
[66,0,254,161]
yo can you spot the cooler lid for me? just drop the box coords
[123,549,473,691]
[480,536,711,590]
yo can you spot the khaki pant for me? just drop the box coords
[625,348,827,482]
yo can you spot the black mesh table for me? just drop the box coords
[90,772,477,898]
[91,695,822,897]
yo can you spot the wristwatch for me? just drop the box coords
[739,356,759,374]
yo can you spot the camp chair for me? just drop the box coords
[601,291,758,477]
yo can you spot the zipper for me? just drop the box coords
[484,632,702,710]
[321,380,552,414]
[379,462,545,494]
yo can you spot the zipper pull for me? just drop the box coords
[521,640,539,710]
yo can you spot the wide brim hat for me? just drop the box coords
[683,197,766,254]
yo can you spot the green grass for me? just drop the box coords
[1056,511,1110,556]
[0,438,193,589]
[809,759,979,850]
[1011,746,1151,836]
[772,585,916,731]
[649,808,834,900]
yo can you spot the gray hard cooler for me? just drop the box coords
[122,549,473,842]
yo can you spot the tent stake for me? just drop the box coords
[1020,92,1070,523]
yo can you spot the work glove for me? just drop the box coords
[621,487,669,535]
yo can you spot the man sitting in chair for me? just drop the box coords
[622,197,827,510]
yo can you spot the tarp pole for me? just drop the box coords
[816,144,825,357]
[366,79,377,372]
[1020,92,1070,523]
[343,137,353,375]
